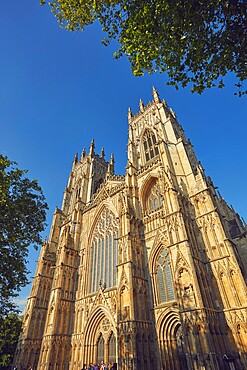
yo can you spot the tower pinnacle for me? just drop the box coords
[128,107,132,122]
[152,86,160,103]
[107,153,115,174]
[81,148,86,159]
[73,152,78,164]
[89,138,95,155]
[139,99,144,112]
[100,147,105,159]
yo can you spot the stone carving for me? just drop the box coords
[14,91,247,370]
[178,268,196,309]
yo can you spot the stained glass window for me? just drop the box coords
[146,180,163,213]
[143,130,159,162]
[156,249,174,303]
[90,208,118,293]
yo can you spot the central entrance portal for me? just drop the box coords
[83,309,117,366]
[96,331,116,365]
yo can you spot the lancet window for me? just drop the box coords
[156,249,174,303]
[89,208,118,293]
[143,130,159,162]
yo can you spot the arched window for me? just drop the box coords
[143,130,159,162]
[156,249,174,303]
[146,179,163,213]
[89,208,118,293]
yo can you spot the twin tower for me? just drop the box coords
[14,89,247,370]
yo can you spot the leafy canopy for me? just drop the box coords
[42,0,247,95]
[0,155,48,318]
[0,313,22,369]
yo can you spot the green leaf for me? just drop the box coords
[41,0,247,95]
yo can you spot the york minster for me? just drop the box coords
[14,89,247,370]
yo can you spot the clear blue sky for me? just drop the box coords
[1,1,247,311]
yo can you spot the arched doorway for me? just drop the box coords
[83,308,117,366]
[157,309,188,370]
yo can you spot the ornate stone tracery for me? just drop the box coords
[142,129,159,162]
[146,181,163,213]
[14,90,247,370]
[89,207,118,293]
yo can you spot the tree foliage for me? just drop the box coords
[0,313,22,369]
[42,0,247,95]
[0,155,48,318]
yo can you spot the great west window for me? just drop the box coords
[90,208,118,293]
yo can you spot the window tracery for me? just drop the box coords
[89,208,118,293]
[156,249,174,303]
[143,130,159,162]
[146,180,163,213]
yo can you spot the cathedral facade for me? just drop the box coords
[14,89,247,370]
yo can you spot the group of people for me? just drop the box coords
[82,362,117,370]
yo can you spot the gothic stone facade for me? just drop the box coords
[14,89,247,370]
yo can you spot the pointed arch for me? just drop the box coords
[148,238,169,272]
[156,308,187,370]
[87,200,119,242]
[142,128,159,162]
[84,305,116,345]
[149,243,175,305]
[139,174,158,204]
[87,202,119,294]
[140,175,163,216]
[83,305,117,365]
